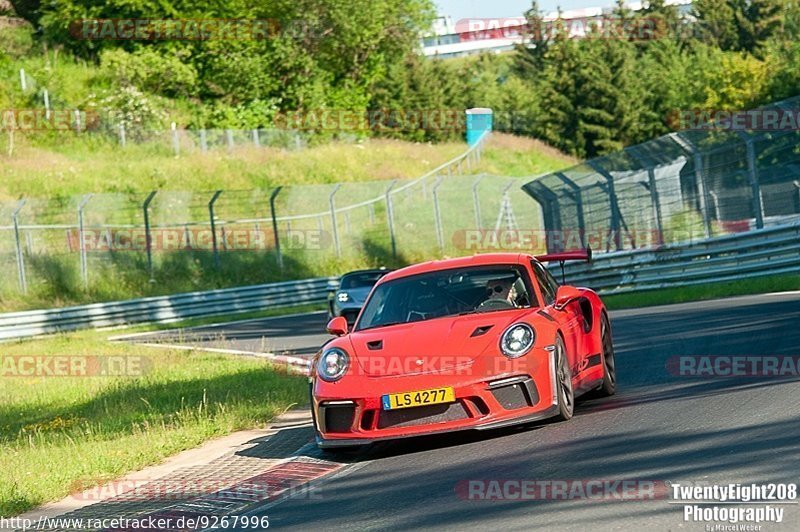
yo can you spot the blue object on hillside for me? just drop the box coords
[465,108,493,146]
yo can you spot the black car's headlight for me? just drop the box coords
[316,347,350,382]
[500,323,535,358]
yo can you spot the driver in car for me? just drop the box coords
[483,278,518,308]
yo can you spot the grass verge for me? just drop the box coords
[109,302,327,336]
[602,274,800,310]
[0,330,309,516]
[0,132,560,199]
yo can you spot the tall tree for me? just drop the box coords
[515,0,550,76]
[534,12,584,155]
[636,0,682,44]
[693,0,785,55]
[736,0,785,55]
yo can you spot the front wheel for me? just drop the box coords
[554,336,574,421]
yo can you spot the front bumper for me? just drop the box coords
[313,349,559,448]
[316,403,560,448]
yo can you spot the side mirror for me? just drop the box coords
[554,285,581,310]
[326,316,349,336]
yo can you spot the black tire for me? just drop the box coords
[598,314,617,397]
[554,335,574,421]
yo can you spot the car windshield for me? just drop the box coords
[356,265,535,331]
[340,272,386,290]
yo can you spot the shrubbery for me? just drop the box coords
[4,0,800,150]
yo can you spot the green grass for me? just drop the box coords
[603,274,800,310]
[0,135,471,199]
[0,330,309,516]
[119,303,327,333]
[0,131,569,199]
[0,133,572,312]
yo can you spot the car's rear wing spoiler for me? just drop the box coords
[534,247,592,264]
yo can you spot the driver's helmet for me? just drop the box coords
[485,277,517,304]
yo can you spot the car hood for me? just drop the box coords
[349,310,530,377]
[337,286,372,305]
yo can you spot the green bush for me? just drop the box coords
[100,48,198,98]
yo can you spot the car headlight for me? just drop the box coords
[500,323,535,358]
[337,292,350,303]
[316,347,350,382]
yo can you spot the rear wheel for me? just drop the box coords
[554,336,574,421]
[598,314,617,397]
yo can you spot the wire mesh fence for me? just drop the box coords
[0,135,506,303]
[523,96,800,253]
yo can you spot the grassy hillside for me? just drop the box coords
[0,133,575,199]
[0,133,576,312]
[0,20,577,312]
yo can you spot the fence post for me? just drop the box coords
[693,152,713,238]
[709,190,721,221]
[587,162,623,250]
[252,129,260,147]
[329,184,342,257]
[200,129,208,152]
[472,175,484,230]
[119,124,126,147]
[432,176,445,250]
[43,89,50,119]
[171,122,180,156]
[226,129,234,151]
[19,68,26,91]
[143,191,157,282]
[12,200,27,294]
[670,133,712,239]
[794,181,800,214]
[744,138,765,229]
[78,194,92,289]
[208,190,223,270]
[385,180,398,258]
[628,149,663,246]
[74,110,82,132]
[270,187,283,268]
[553,172,586,249]
[494,180,517,231]
[646,167,664,244]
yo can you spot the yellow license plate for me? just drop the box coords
[381,387,455,410]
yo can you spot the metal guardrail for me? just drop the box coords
[0,277,338,341]
[560,222,800,295]
[1,220,797,341]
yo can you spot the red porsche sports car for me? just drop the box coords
[310,251,616,449]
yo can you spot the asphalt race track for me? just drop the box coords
[126,292,800,530]
[118,311,331,357]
